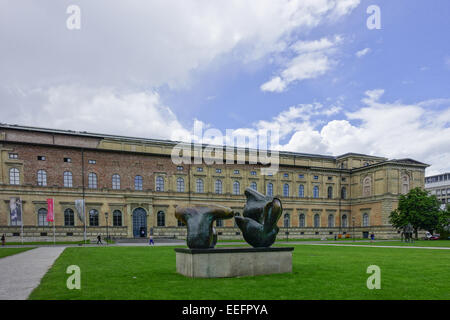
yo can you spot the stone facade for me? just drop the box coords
[0,124,428,241]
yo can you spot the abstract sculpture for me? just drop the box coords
[235,188,282,248]
[175,204,235,249]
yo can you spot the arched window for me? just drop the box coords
[363,177,372,197]
[64,171,73,188]
[314,214,320,228]
[156,176,164,192]
[328,214,334,227]
[267,183,273,196]
[250,181,257,191]
[112,174,120,190]
[341,187,347,199]
[233,181,240,195]
[64,208,74,226]
[113,210,122,226]
[176,177,185,192]
[157,211,165,226]
[402,175,410,194]
[363,213,370,227]
[38,208,48,226]
[89,209,99,226]
[9,168,20,185]
[284,214,290,228]
[298,185,304,198]
[196,178,204,193]
[88,172,98,189]
[37,170,47,186]
[215,179,223,194]
[313,186,319,198]
[327,186,333,199]
[283,184,289,197]
[216,219,223,227]
[299,213,306,227]
[134,175,143,191]
[342,214,348,228]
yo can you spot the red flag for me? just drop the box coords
[47,198,54,222]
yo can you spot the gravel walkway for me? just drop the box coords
[0,247,65,300]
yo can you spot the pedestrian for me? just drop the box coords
[1,234,5,246]
[97,234,103,245]
[149,234,154,246]
[370,232,375,242]
[334,234,337,241]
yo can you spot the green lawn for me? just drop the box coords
[325,240,450,247]
[0,247,35,259]
[29,244,450,300]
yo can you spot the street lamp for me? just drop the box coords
[105,212,109,244]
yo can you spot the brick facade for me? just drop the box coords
[0,124,428,241]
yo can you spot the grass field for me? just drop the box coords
[0,247,35,259]
[326,240,450,247]
[29,244,450,300]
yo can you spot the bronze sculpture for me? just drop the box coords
[235,188,282,248]
[175,204,235,249]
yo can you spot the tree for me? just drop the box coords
[389,187,442,238]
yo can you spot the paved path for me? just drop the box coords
[305,243,450,250]
[0,247,65,300]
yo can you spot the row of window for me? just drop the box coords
[9,168,352,197]
[283,213,370,228]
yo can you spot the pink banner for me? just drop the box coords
[47,198,54,222]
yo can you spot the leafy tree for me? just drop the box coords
[389,187,442,238]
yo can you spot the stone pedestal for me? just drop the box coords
[175,247,294,278]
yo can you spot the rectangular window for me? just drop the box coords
[216,168,222,173]
[298,174,304,179]
[250,171,256,176]
[283,173,289,178]
[328,176,332,181]
[342,177,347,182]
[37,156,46,161]
[177,166,183,171]
[234,170,240,174]
[64,157,72,163]
[88,159,96,164]
[8,153,18,159]
[197,167,203,172]
[314,175,319,180]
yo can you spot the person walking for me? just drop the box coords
[96,234,103,245]
[149,234,154,246]
[370,232,375,243]
[1,234,5,246]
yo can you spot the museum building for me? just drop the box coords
[0,124,428,241]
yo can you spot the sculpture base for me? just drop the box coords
[175,247,294,278]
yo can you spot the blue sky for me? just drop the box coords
[0,0,449,174]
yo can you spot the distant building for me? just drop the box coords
[425,173,450,209]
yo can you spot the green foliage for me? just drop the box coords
[389,187,443,234]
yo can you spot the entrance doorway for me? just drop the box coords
[133,208,147,238]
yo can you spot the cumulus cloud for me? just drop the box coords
[355,47,371,58]
[260,35,343,92]
[0,0,360,90]
[279,90,450,174]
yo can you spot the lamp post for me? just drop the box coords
[352,217,355,242]
[105,212,109,244]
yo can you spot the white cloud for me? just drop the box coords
[0,0,360,90]
[260,35,343,92]
[355,47,371,58]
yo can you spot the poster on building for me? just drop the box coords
[9,197,22,225]
[46,198,54,222]
[75,199,85,223]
